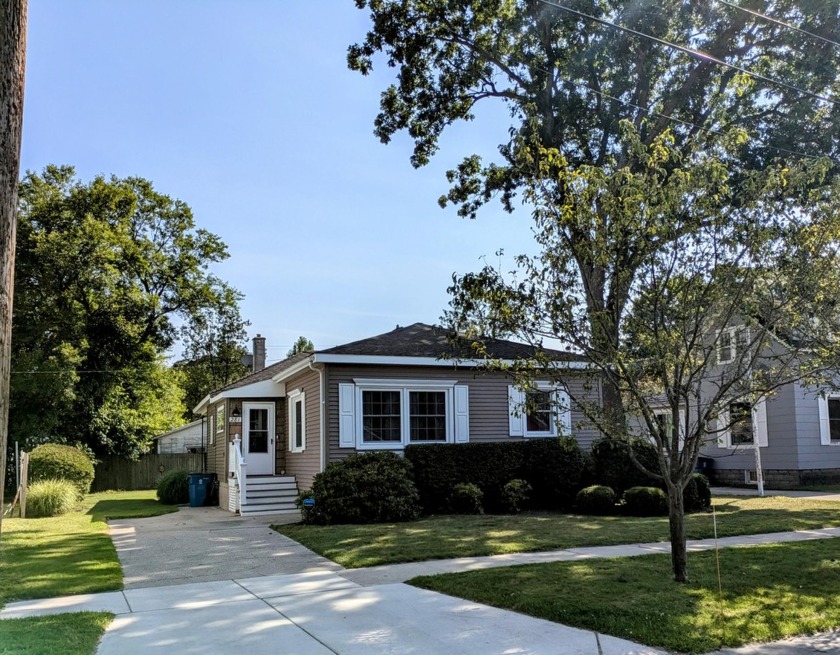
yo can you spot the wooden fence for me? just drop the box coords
[93,453,205,492]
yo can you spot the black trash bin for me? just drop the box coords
[188,473,216,507]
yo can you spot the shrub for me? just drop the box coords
[28,444,95,500]
[623,486,669,516]
[590,437,660,494]
[576,485,617,515]
[299,451,421,525]
[26,479,78,517]
[405,438,589,513]
[501,479,532,514]
[157,469,190,505]
[449,482,484,514]
[683,473,712,512]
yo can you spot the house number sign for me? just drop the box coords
[229,416,242,424]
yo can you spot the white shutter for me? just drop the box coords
[716,407,729,448]
[678,410,686,448]
[454,385,470,443]
[754,397,768,447]
[508,385,524,437]
[819,395,831,446]
[556,388,572,436]
[338,383,356,448]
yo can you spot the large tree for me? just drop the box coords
[11,166,232,458]
[447,128,840,581]
[0,0,27,536]
[349,0,840,420]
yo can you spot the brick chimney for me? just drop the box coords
[252,334,266,373]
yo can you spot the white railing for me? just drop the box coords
[230,434,248,510]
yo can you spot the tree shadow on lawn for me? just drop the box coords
[85,496,177,523]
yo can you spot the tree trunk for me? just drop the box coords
[0,0,28,541]
[667,482,688,582]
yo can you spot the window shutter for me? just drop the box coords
[754,397,768,447]
[555,388,572,436]
[338,383,356,448]
[678,410,686,448]
[819,395,831,446]
[716,408,729,448]
[508,385,524,437]
[454,385,470,443]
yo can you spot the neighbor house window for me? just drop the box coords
[729,401,754,445]
[717,326,748,365]
[362,390,402,443]
[288,389,306,453]
[409,391,447,442]
[216,404,225,434]
[525,389,554,436]
[829,398,840,443]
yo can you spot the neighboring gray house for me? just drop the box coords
[192,323,599,516]
[154,419,205,454]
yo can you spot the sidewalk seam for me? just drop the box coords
[259,597,340,655]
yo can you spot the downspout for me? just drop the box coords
[309,361,326,473]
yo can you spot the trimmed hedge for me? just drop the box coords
[590,437,660,494]
[623,486,669,516]
[298,451,421,525]
[684,473,712,512]
[28,444,95,500]
[157,469,190,505]
[576,485,617,515]
[449,482,484,514]
[405,437,590,513]
[26,479,78,517]
[501,479,532,514]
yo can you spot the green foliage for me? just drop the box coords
[28,444,95,499]
[576,485,617,515]
[26,479,79,517]
[156,469,189,505]
[448,482,484,514]
[683,473,712,513]
[12,165,235,457]
[299,452,421,525]
[287,335,314,358]
[623,487,669,517]
[405,438,589,513]
[590,438,660,495]
[501,478,532,514]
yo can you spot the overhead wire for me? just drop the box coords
[715,0,840,49]
[534,0,840,108]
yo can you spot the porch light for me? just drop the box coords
[231,406,241,418]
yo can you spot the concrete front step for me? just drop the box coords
[239,507,301,517]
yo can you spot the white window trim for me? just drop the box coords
[716,326,750,366]
[215,404,225,434]
[208,413,215,445]
[648,407,686,446]
[818,393,840,446]
[353,379,456,449]
[288,389,306,453]
[509,382,572,438]
[716,397,768,449]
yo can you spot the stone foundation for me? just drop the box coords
[711,468,840,489]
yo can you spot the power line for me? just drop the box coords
[716,0,840,50]
[536,0,840,108]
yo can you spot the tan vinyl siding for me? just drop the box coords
[325,364,602,464]
[284,367,322,489]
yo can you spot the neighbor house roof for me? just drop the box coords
[193,323,583,415]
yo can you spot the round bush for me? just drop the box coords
[157,469,190,505]
[683,473,712,512]
[623,486,669,516]
[28,444,95,500]
[449,482,484,514]
[576,485,617,515]
[300,452,421,525]
[590,437,660,494]
[501,478,532,514]
[26,479,78,517]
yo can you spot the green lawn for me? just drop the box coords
[0,612,112,655]
[411,538,840,654]
[0,490,177,607]
[274,495,840,568]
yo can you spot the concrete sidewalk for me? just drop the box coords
[1,570,663,654]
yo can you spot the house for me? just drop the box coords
[153,419,205,454]
[192,323,600,515]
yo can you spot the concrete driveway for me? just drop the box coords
[109,506,341,588]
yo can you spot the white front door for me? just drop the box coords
[243,402,275,475]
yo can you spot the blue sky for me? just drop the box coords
[22,2,537,364]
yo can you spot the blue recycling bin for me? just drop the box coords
[188,473,215,507]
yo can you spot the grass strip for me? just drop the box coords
[275,495,840,568]
[0,490,176,606]
[0,612,112,655]
[410,539,840,654]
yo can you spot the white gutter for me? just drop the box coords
[309,361,327,474]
